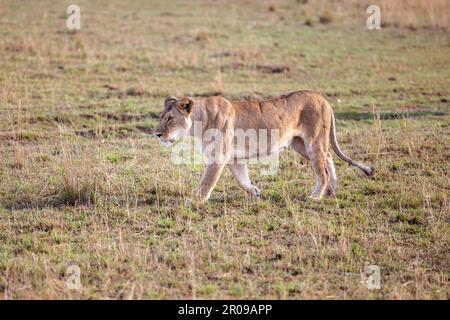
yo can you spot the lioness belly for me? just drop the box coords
[230,135,293,160]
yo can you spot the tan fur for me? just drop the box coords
[155,90,374,202]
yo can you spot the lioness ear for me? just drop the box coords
[164,96,177,109]
[177,97,194,115]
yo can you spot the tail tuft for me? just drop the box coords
[363,166,375,178]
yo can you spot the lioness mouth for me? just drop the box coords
[160,138,175,147]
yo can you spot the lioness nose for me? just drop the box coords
[155,132,163,138]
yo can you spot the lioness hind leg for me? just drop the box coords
[326,153,337,196]
[290,137,309,160]
[291,137,331,199]
[228,163,261,199]
[307,146,330,200]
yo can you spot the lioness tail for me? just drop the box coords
[329,110,374,177]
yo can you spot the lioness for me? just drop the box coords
[155,90,373,202]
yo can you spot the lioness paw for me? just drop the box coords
[308,194,323,201]
[253,186,262,200]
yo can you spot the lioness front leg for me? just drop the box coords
[228,163,261,199]
[196,163,226,203]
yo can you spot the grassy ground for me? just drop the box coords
[0,0,449,299]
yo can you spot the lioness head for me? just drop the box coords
[154,96,194,147]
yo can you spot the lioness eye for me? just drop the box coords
[167,116,174,122]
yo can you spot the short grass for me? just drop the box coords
[0,0,449,299]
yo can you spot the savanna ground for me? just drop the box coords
[0,0,449,299]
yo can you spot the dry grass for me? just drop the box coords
[0,0,448,300]
[319,11,334,24]
[379,0,450,30]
